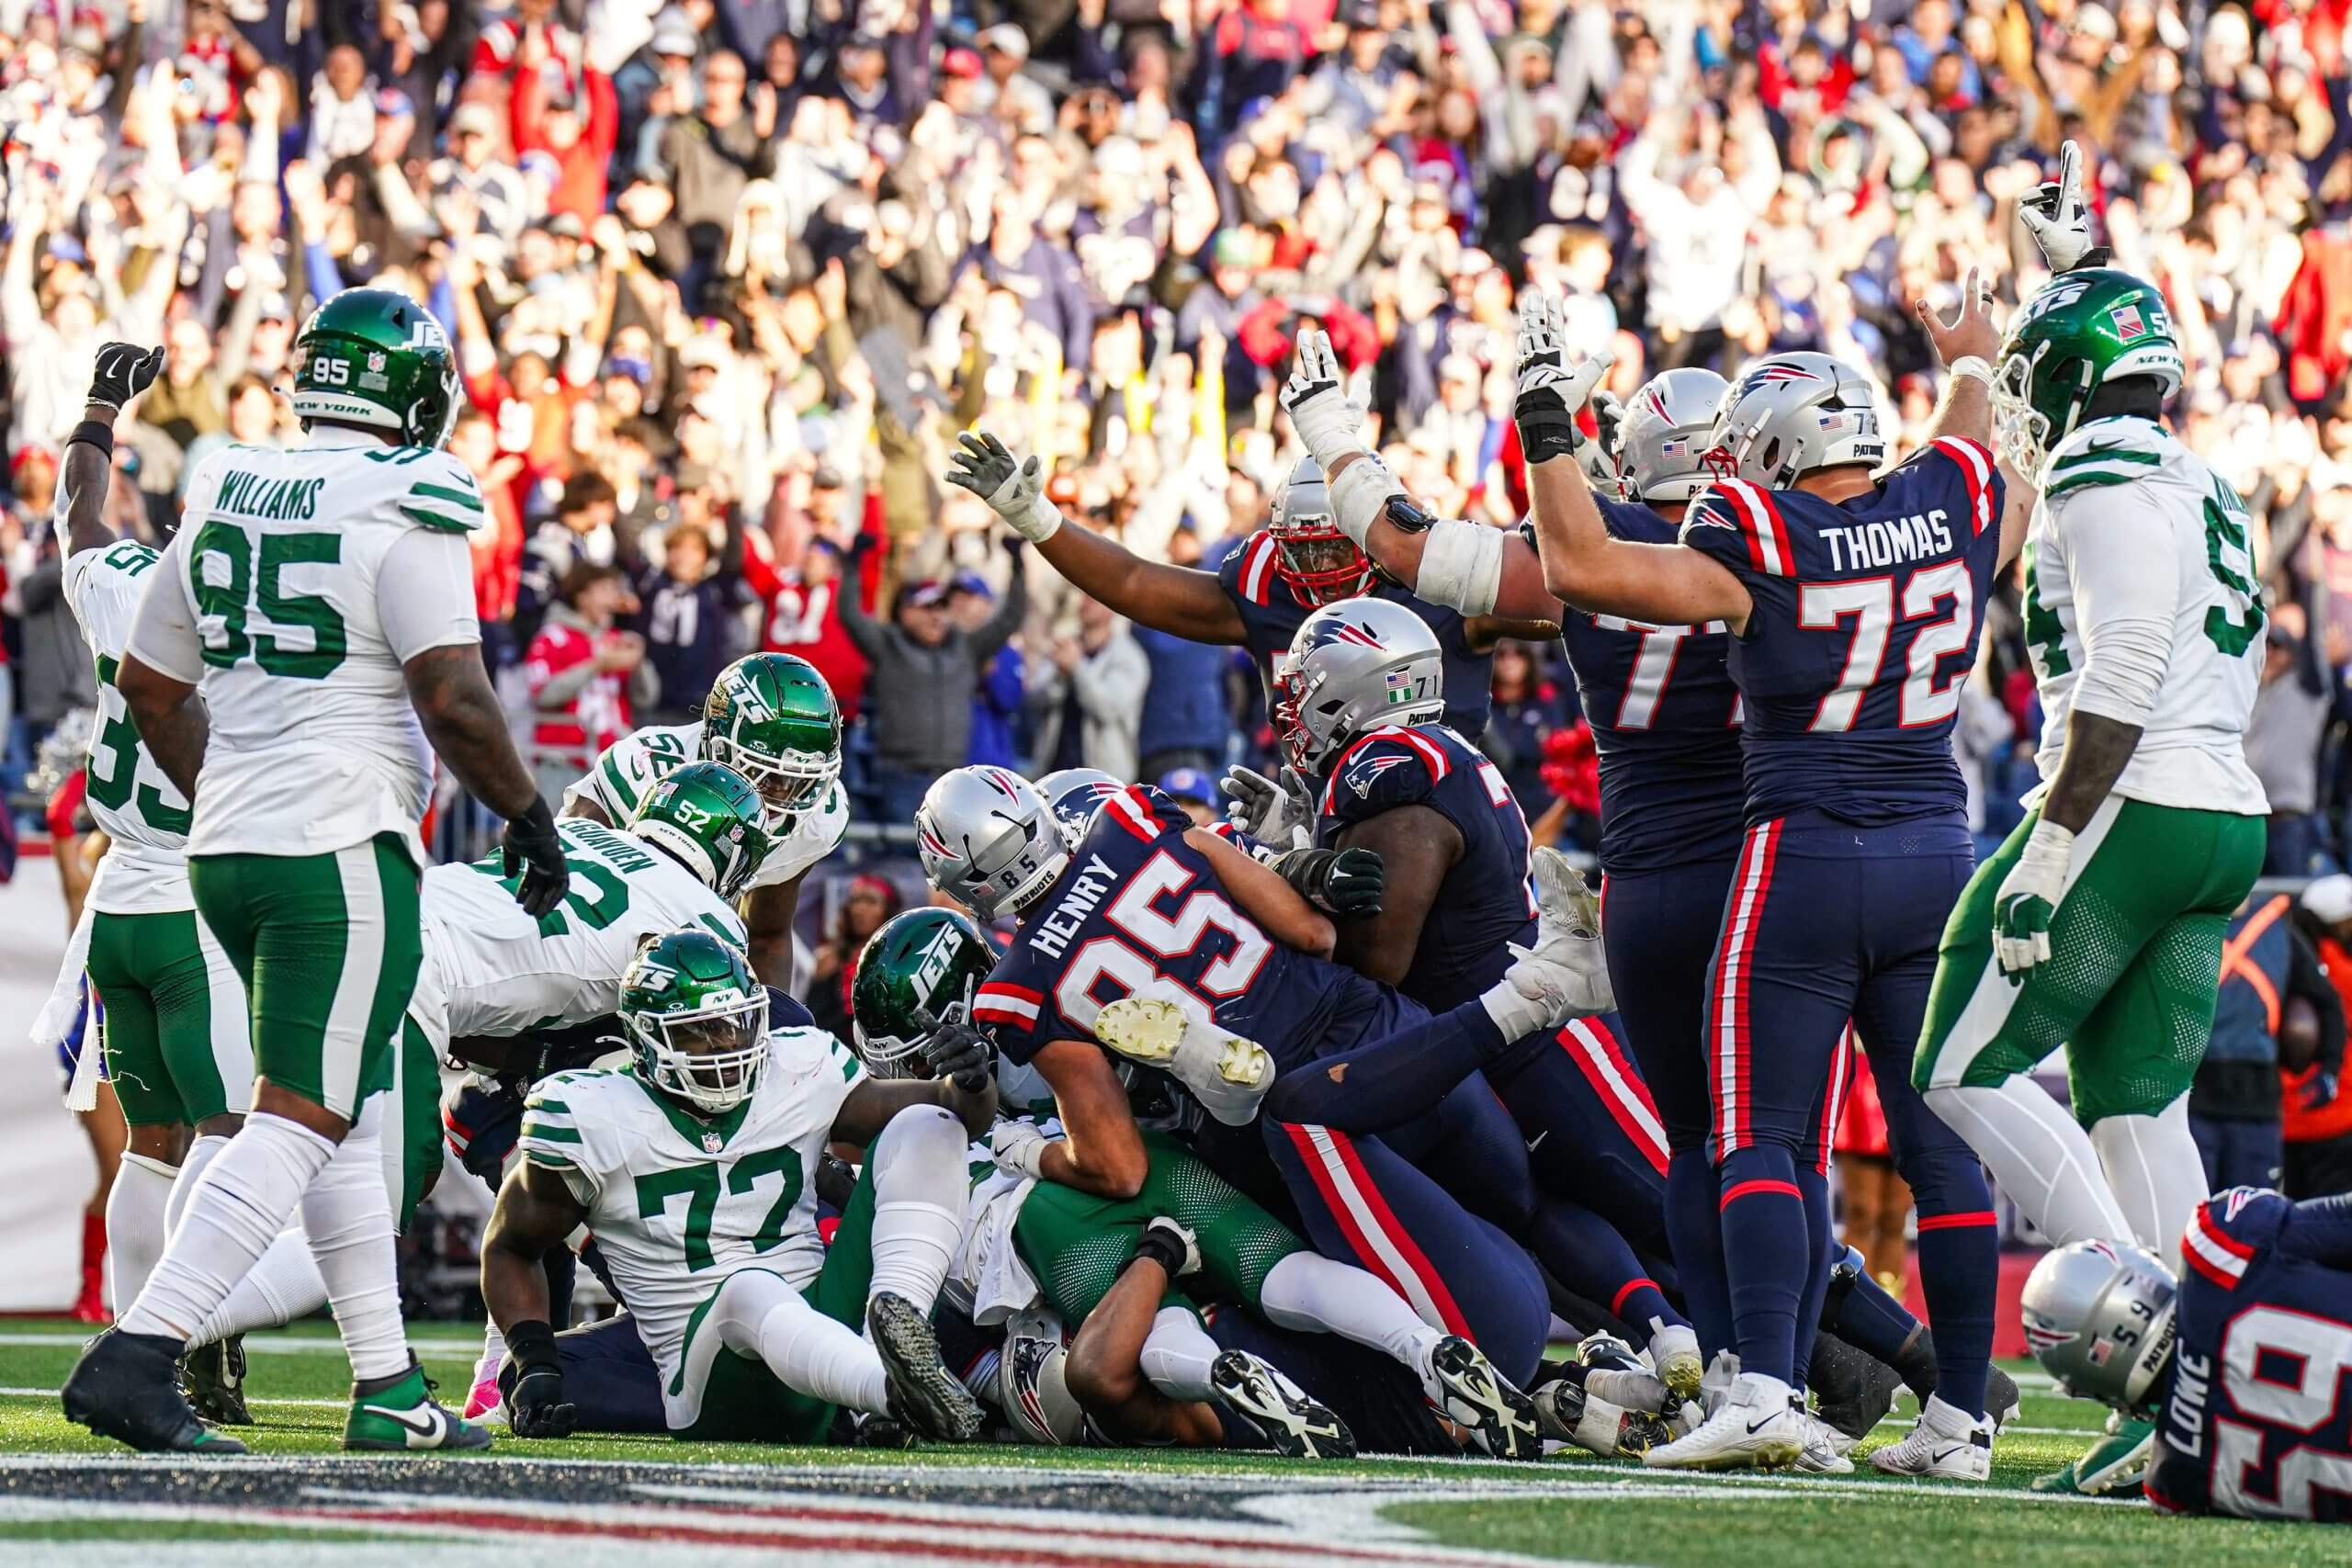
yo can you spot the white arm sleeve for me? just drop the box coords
[124,530,206,683]
[1414,515,1506,616]
[2061,492,2177,729]
[378,526,483,662]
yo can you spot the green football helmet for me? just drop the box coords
[1993,267,2185,475]
[620,930,770,1114]
[628,761,773,900]
[703,654,843,827]
[291,288,463,449]
[850,908,996,1077]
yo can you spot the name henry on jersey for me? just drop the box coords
[1821,510,1955,572]
[1027,852,1118,961]
[213,470,329,522]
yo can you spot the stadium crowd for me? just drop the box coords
[0,0,2344,874]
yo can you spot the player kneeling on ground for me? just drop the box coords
[2020,1188,2352,1521]
[481,930,995,1444]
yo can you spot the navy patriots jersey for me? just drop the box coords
[2147,1189,2352,1522]
[1542,501,1747,873]
[1220,533,1496,739]
[973,784,1366,1069]
[1678,438,2003,827]
[1313,722,1535,1011]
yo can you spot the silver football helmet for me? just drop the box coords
[913,766,1070,920]
[1269,456,1373,606]
[2018,1239,2178,1416]
[1617,368,1729,502]
[1035,767,1125,850]
[1273,596,1443,777]
[1704,352,1886,488]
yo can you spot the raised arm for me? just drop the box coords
[61,345,164,556]
[945,431,1246,644]
[1918,265,2001,453]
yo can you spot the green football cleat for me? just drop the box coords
[344,1360,494,1452]
[2029,1414,2152,1497]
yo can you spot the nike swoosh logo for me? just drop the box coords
[1928,1445,1969,1464]
[362,1404,446,1441]
[1745,1416,1781,1436]
[1526,1131,1549,1153]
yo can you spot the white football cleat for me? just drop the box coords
[1091,983,1273,1126]
[1794,1413,1856,1473]
[1868,1393,1994,1482]
[1641,1371,1804,1471]
[1645,1321,1704,1405]
[1498,849,1614,1024]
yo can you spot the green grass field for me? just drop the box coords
[0,1319,2338,1565]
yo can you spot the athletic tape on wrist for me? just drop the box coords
[1326,453,1403,547]
[1415,515,1505,616]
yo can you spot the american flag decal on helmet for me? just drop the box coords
[2109,303,2146,342]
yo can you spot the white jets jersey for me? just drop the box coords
[153,429,485,863]
[515,1030,867,1387]
[2022,418,2267,816]
[417,817,751,1044]
[62,539,196,913]
[562,720,849,890]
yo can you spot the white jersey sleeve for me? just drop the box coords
[749,782,850,890]
[378,525,481,660]
[2024,420,2267,815]
[65,539,198,912]
[562,722,698,823]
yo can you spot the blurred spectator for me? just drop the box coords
[1031,596,1150,784]
[804,873,903,1041]
[636,523,743,726]
[526,561,656,798]
[1482,640,1576,818]
[951,572,1026,771]
[1157,766,1220,828]
[2249,616,2332,874]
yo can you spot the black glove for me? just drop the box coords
[2304,1069,2340,1111]
[917,1008,996,1092]
[813,1150,860,1209]
[503,1321,576,1438]
[1274,845,1385,917]
[502,798,569,919]
[1125,1215,1200,1278]
[87,342,164,411]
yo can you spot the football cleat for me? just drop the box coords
[1575,1333,1668,1413]
[1533,1370,1669,1460]
[461,1373,504,1423]
[178,1335,251,1427]
[1868,1394,1993,1482]
[2030,1413,2151,1496]
[1091,985,1273,1126]
[1645,1321,1704,1405]
[1794,1414,1857,1473]
[63,1330,247,1455]
[1498,849,1614,1024]
[1985,1365,2022,1433]
[345,1360,493,1451]
[1211,1349,1354,1459]
[1642,1371,1804,1471]
[1425,1335,1544,1461]
[870,1291,984,1442]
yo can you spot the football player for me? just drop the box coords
[944,432,1556,746]
[847,908,1542,1459]
[34,344,260,1425]
[482,931,993,1444]
[2020,1190,2352,1522]
[562,652,847,987]
[68,288,568,1456]
[1515,279,2018,1474]
[915,767,1607,1439]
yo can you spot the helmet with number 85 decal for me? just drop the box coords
[914,766,1069,920]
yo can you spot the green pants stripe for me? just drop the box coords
[188,833,419,1121]
[85,907,251,1127]
[1914,797,2264,1125]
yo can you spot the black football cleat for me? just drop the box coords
[1210,1349,1355,1459]
[179,1335,252,1427]
[63,1330,248,1455]
[869,1292,983,1442]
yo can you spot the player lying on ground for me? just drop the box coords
[562,651,848,987]
[65,289,570,1457]
[483,930,993,1444]
[2020,1188,2352,1522]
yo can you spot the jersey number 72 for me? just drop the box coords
[1798,563,1973,732]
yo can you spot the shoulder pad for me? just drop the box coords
[394,451,488,534]
[1681,480,1793,577]
[1319,730,1446,820]
[2041,423,2166,501]
[1222,532,1283,607]
[1893,437,1999,536]
[2183,1187,2285,1287]
[1096,784,1190,843]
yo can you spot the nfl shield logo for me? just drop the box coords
[701,1131,724,1154]
[368,351,388,371]
[2109,305,2146,342]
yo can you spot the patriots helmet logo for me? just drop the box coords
[1347,753,1414,796]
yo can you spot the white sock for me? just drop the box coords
[864,1105,967,1313]
[2088,1099,2208,1269]
[473,1322,510,1389]
[297,1099,410,1382]
[187,1228,329,1348]
[712,1268,888,1413]
[106,1154,178,1314]
[168,1134,232,1239]
[1138,1307,1221,1402]
[1926,1081,2133,1246]
[120,1112,334,1342]
[1257,1249,1442,1370]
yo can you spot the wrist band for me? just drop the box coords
[507,1319,561,1371]
[1946,355,1994,388]
[67,419,115,458]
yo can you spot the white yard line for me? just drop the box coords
[0,1331,483,1356]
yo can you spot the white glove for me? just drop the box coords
[1280,326,1367,471]
[945,430,1063,543]
[989,1119,1057,1179]
[1577,389,1625,493]
[1993,818,2075,980]
[1512,290,1616,412]
[1219,763,1312,849]
[2019,141,2100,275]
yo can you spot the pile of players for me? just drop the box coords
[50,148,2350,1523]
